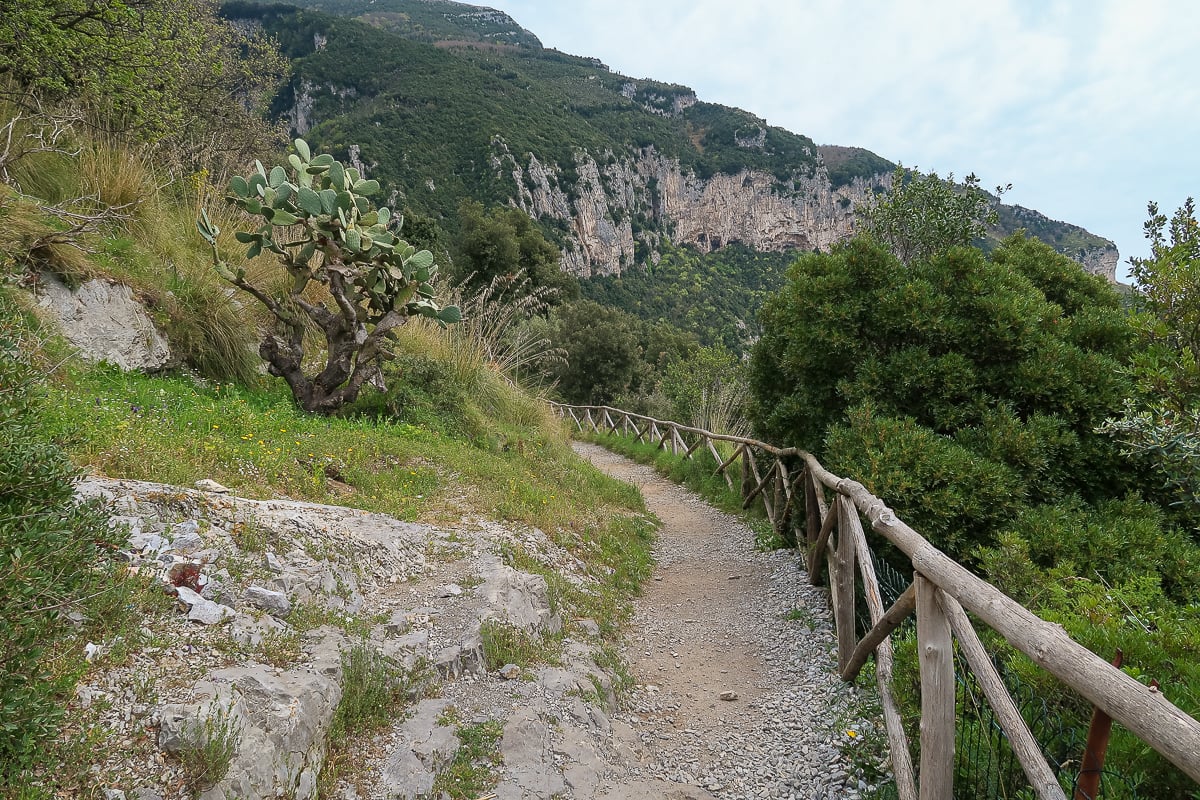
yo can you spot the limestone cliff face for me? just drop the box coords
[494,141,1120,281]
[494,142,887,278]
[1077,246,1120,281]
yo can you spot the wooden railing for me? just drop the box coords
[553,402,1200,800]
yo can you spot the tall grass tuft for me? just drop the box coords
[373,270,565,436]
[441,270,565,392]
[693,378,750,441]
[0,100,264,387]
[78,135,155,213]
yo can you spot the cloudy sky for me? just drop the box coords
[484,0,1198,279]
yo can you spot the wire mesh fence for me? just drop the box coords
[848,536,1142,800]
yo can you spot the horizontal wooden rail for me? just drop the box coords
[552,402,1200,797]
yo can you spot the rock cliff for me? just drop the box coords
[495,143,888,278]
[494,143,1118,282]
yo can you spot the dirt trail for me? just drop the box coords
[574,442,878,799]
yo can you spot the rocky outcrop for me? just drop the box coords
[74,476,635,800]
[1076,244,1120,281]
[496,142,886,278]
[286,79,358,136]
[495,141,1121,281]
[35,272,172,371]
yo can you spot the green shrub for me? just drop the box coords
[177,703,240,796]
[0,296,126,784]
[433,714,504,800]
[824,405,1026,555]
[331,643,422,737]
[479,620,557,671]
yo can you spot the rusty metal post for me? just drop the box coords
[1074,650,1123,800]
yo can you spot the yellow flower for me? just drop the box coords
[846,730,858,738]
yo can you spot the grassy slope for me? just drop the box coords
[45,360,636,533]
[0,126,658,794]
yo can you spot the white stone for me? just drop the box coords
[35,273,171,370]
[244,585,291,617]
[175,586,234,625]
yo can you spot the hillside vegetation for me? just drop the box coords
[216,0,1118,367]
[2,1,1197,797]
[0,162,654,795]
[0,8,651,790]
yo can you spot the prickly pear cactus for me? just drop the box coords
[196,140,461,413]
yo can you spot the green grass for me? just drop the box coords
[479,620,560,671]
[177,703,240,798]
[318,644,432,797]
[433,713,505,800]
[42,364,641,531]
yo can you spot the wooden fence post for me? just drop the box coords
[834,496,858,674]
[916,574,955,799]
[741,447,755,502]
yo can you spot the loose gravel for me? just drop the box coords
[574,442,889,800]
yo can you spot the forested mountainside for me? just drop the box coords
[223,0,1120,284]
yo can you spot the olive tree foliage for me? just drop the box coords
[1100,198,1200,524]
[855,165,1009,265]
[197,140,460,414]
[660,345,749,436]
[749,235,1135,553]
[0,0,287,178]
[453,199,578,302]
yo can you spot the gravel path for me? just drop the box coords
[574,442,887,800]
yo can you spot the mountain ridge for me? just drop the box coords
[223,0,1119,281]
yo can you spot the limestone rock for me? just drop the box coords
[230,611,287,647]
[478,558,561,635]
[494,699,566,800]
[244,585,291,617]
[434,630,485,680]
[380,699,460,800]
[175,585,234,625]
[169,520,204,553]
[192,659,343,800]
[35,273,172,370]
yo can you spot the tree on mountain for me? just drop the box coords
[0,0,287,177]
[855,165,1008,265]
[548,300,641,405]
[1100,198,1200,526]
[749,234,1135,552]
[661,344,749,435]
[453,200,578,303]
